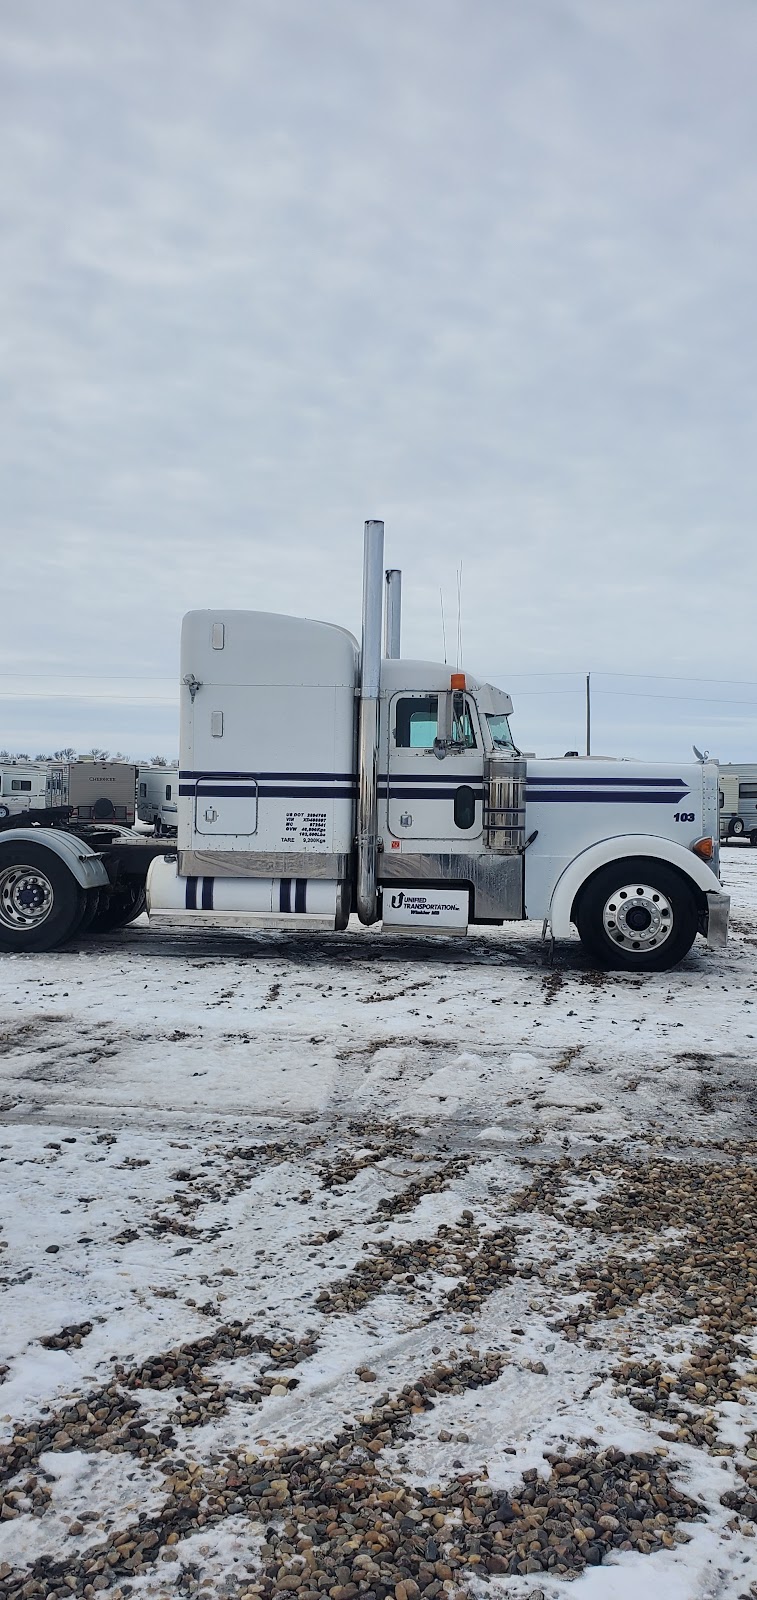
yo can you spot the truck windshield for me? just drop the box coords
[486,714,515,749]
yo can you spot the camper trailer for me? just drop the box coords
[46,761,137,827]
[137,766,179,835]
[0,762,47,819]
[719,764,757,844]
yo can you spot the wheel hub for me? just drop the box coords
[602,882,673,951]
[0,865,54,930]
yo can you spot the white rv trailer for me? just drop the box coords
[0,762,47,819]
[0,523,729,967]
[719,764,757,844]
[46,761,137,827]
[137,767,179,835]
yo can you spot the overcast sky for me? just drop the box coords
[2,0,757,763]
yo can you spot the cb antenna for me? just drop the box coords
[439,588,448,665]
[456,562,463,670]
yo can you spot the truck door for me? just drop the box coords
[385,691,483,843]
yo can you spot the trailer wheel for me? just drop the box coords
[0,842,86,952]
[575,857,699,972]
[90,885,147,934]
[0,805,9,820]
[750,831,757,848]
[729,817,745,837]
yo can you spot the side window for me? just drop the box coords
[139,782,147,797]
[165,784,172,800]
[11,779,32,792]
[452,699,477,749]
[395,696,439,749]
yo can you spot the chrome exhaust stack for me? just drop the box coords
[356,519,384,925]
[384,568,402,658]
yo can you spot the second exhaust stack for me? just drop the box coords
[356,519,384,925]
[384,568,402,658]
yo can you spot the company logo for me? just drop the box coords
[390,892,405,909]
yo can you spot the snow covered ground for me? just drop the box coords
[0,847,756,1599]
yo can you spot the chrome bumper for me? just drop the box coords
[705,890,730,948]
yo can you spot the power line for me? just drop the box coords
[499,669,757,688]
[593,689,757,709]
[0,671,175,682]
[0,691,176,705]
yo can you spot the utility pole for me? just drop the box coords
[586,673,591,757]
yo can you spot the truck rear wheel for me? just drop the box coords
[0,842,85,952]
[90,885,147,934]
[75,888,102,938]
[575,857,699,972]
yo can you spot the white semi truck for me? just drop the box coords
[0,522,728,968]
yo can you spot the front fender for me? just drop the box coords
[548,834,724,939]
[0,829,110,892]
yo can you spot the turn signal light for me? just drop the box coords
[450,672,466,690]
[692,836,714,861]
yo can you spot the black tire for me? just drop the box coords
[0,805,9,819]
[575,857,700,972]
[90,884,147,934]
[729,817,745,837]
[73,888,102,938]
[750,831,757,848]
[154,817,162,837]
[0,842,86,952]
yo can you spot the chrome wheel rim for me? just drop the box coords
[0,864,54,930]
[602,881,673,952]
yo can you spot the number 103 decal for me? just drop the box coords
[674,811,695,822]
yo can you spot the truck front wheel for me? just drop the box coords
[574,858,699,972]
[0,842,85,952]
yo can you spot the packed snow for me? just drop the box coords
[0,846,756,1598]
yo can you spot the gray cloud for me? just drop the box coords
[1,0,756,761]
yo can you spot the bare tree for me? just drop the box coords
[53,747,78,761]
[151,755,169,767]
[87,748,110,761]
